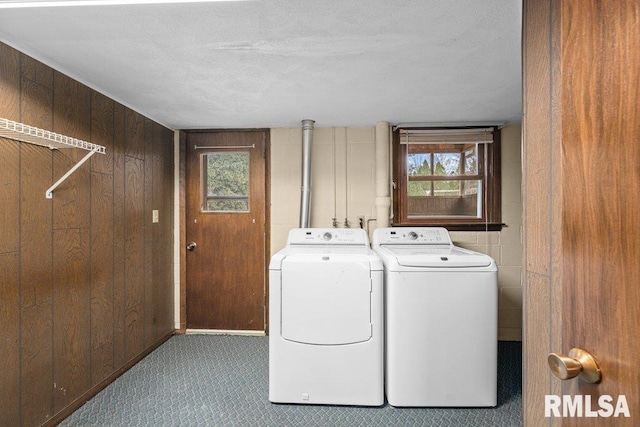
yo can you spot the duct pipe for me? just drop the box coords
[375,121,391,228]
[300,119,315,228]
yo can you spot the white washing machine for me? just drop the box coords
[269,228,384,406]
[372,227,497,407]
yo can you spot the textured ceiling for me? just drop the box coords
[0,0,522,129]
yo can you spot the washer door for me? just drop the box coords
[281,254,372,345]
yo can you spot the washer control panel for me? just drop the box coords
[287,228,369,246]
[372,227,452,246]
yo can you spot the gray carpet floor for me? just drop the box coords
[61,335,522,426]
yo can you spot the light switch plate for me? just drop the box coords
[152,210,159,223]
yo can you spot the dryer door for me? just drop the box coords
[281,254,372,345]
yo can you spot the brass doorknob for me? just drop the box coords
[548,348,601,384]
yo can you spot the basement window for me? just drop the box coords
[392,127,502,231]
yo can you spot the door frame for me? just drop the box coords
[177,129,271,334]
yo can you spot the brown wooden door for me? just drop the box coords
[185,130,267,331]
[523,0,640,424]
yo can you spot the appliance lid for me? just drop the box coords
[380,245,493,267]
[269,247,383,270]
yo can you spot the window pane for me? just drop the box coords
[464,145,478,175]
[408,153,432,176]
[202,152,250,212]
[433,180,460,197]
[433,152,461,176]
[408,180,482,218]
[462,179,479,195]
[408,181,432,196]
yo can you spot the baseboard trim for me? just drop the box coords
[44,331,174,427]
[185,328,266,337]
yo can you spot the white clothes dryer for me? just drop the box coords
[269,228,384,406]
[372,227,497,407]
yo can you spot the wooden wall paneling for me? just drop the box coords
[90,171,115,386]
[155,122,173,341]
[150,122,163,342]
[125,108,145,160]
[52,144,91,229]
[522,0,552,276]
[124,155,145,360]
[19,144,55,427]
[21,302,54,426]
[1,41,176,425]
[21,54,53,90]
[89,89,115,386]
[522,0,561,424]
[143,119,154,347]
[0,140,20,254]
[51,71,93,413]
[52,72,91,230]
[20,82,51,145]
[161,127,175,336]
[19,153,55,427]
[52,72,91,143]
[0,45,21,426]
[90,91,115,175]
[20,64,53,307]
[20,60,53,131]
[0,55,21,425]
[112,103,126,368]
[523,272,552,426]
[0,42,20,121]
[0,43,20,254]
[18,45,57,427]
[52,228,91,413]
[0,252,21,427]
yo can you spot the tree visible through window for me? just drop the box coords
[201,152,250,212]
[393,127,502,231]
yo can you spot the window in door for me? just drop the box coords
[393,127,502,231]
[201,151,250,212]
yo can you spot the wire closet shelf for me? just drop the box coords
[0,117,107,198]
[0,117,106,153]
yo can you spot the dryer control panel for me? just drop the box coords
[372,227,452,246]
[287,228,370,246]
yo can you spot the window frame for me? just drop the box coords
[392,127,502,231]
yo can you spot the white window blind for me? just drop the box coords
[399,128,494,144]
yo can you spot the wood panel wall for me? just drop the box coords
[522,0,563,425]
[0,42,175,427]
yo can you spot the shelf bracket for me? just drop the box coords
[46,148,99,199]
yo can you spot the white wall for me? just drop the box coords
[269,124,523,340]
[270,126,377,251]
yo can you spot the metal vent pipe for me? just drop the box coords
[300,119,315,228]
